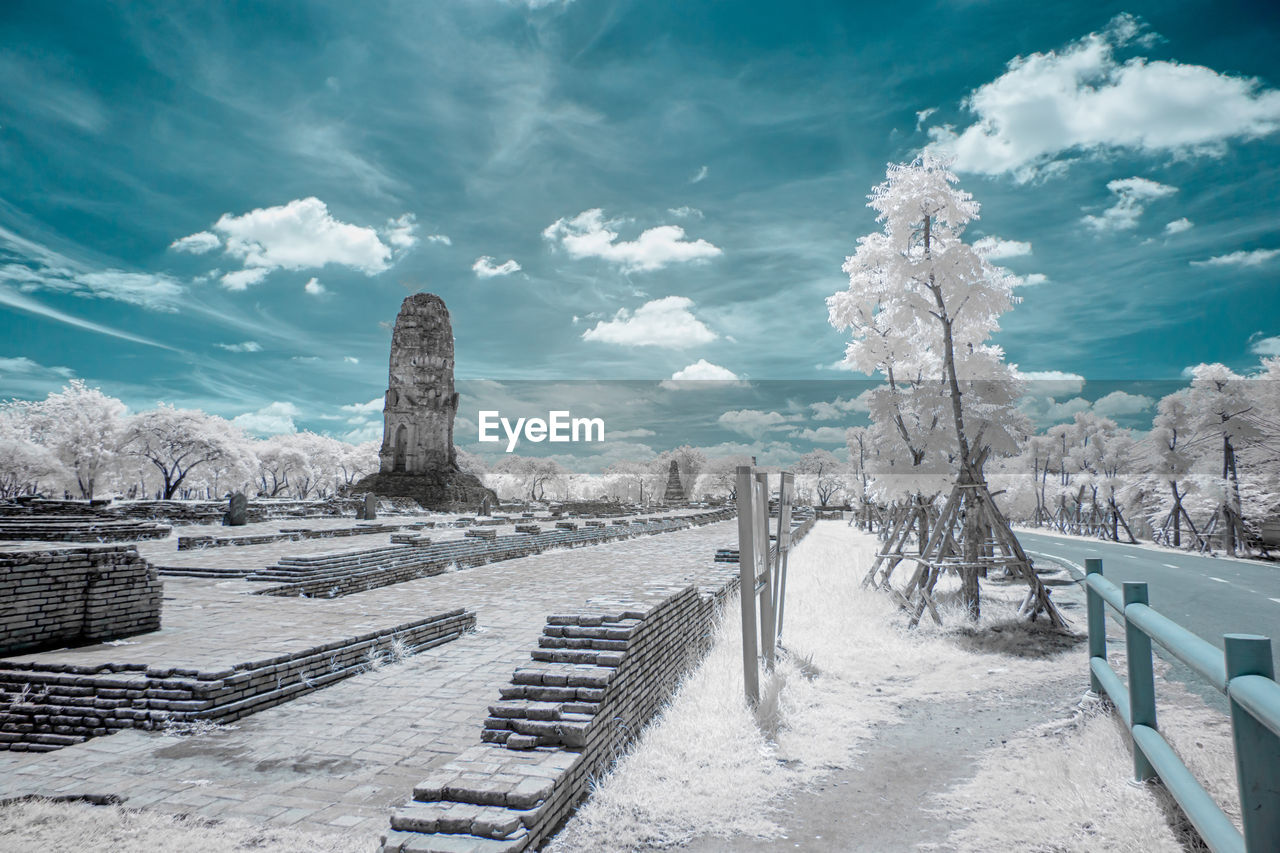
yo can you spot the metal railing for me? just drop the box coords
[1084,558,1280,852]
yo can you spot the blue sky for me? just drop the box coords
[1,1,1278,465]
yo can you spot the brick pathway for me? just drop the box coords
[0,520,735,841]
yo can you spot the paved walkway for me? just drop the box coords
[0,520,735,842]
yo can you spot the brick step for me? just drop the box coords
[413,772,553,810]
[382,827,526,853]
[536,636,628,652]
[529,648,624,667]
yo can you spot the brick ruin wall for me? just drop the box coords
[0,609,475,753]
[235,509,736,600]
[382,516,817,853]
[0,544,162,657]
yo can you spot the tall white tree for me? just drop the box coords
[830,154,1037,620]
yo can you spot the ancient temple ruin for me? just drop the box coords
[662,459,685,503]
[355,293,496,510]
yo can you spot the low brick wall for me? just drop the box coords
[0,544,162,656]
[0,608,475,752]
[381,516,817,852]
[246,510,734,599]
[0,517,171,543]
[176,522,402,551]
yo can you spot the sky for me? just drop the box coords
[1,1,1278,468]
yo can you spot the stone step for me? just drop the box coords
[382,828,526,853]
[413,773,554,811]
[529,648,624,667]
[389,801,533,840]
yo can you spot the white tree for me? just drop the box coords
[22,380,127,499]
[123,406,246,500]
[1187,364,1261,554]
[794,448,847,506]
[829,154,1046,622]
[254,434,307,497]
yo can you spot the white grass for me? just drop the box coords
[934,668,1239,852]
[550,522,1087,851]
[0,798,366,853]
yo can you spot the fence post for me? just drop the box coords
[755,472,776,670]
[736,466,760,705]
[1224,633,1279,852]
[1123,581,1157,783]
[1086,558,1105,696]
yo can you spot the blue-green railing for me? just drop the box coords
[1084,558,1280,853]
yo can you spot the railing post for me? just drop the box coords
[1086,558,1105,696]
[1224,633,1279,852]
[1123,581,1157,783]
[735,466,760,705]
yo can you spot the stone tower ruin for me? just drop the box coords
[662,459,685,503]
[378,293,458,475]
[355,293,496,510]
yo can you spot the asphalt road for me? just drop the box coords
[1017,529,1280,710]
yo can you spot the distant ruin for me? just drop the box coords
[663,459,685,503]
[354,294,496,510]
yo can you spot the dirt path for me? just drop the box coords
[675,670,1087,853]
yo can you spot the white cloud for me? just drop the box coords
[382,213,419,251]
[175,197,409,290]
[1164,217,1194,235]
[790,426,850,444]
[926,13,1280,179]
[669,360,738,381]
[691,165,708,183]
[667,206,704,219]
[718,409,794,439]
[1249,335,1280,356]
[220,268,269,291]
[1191,248,1280,268]
[581,296,717,348]
[216,341,262,353]
[915,107,937,130]
[660,359,744,389]
[973,236,1032,259]
[1081,177,1177,232]
[232,401,300,436]
[343,356,359,364]
[169,231,220,254]
[425,234,452,246]
[1013,369,1086,396]
[0,356,73,378]
[304,277,325,295]
[472,256,522,278]
[544,209,721,273]
[341,396,383,415]
[1091,390,1155,418]
[810,393,873,420]
[1020,273,1049,286]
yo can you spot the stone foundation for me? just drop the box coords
[0,544,162,656]
[0,608,475,752]
[353,469,498,513]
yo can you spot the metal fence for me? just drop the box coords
[1084,558,1280,852]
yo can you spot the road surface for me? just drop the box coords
[1017,529,1280,710]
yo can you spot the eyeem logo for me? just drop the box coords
[478,410,605,452]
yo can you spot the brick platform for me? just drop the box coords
[0,543,162,656]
